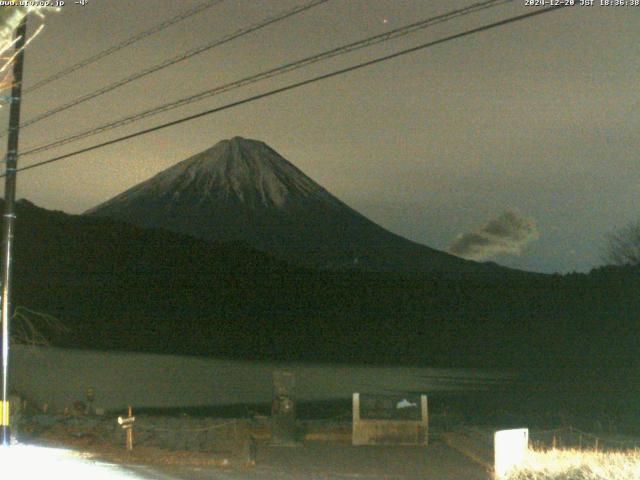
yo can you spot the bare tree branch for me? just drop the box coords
[11,306,69,346]
[605,222,640,266]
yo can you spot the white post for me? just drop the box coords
[494,428,528,478]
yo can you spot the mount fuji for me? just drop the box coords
[86,137,500,275]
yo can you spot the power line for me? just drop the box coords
[2,0,330,139]
[7,5,569,178]
[24,0,227,95]
[22,0,510,158]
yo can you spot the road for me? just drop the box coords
[122,441,491,480]
[7,434,490,479]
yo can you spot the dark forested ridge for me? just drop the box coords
[6,200,639,394]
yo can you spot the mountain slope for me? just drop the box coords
[86,137,499,275]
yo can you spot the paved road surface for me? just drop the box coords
[124,441,491,480]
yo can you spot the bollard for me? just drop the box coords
[246,434,257,466]
[494,428,529,478]
[117,406,135,451]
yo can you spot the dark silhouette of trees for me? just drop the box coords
[606,222,640,266]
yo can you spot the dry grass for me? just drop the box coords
[504,448,640,480]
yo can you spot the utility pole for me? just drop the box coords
[1,17,27,447]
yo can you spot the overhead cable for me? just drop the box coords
[24,0,227,94]
[5,0,330,137]
[8,5,569,177]
[22,0,510,158]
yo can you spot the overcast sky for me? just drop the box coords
[2,0,638,274]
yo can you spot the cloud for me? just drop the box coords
[448,210,539,261]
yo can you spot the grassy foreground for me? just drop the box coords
[504,448,640,480]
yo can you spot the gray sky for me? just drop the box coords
[3,0,638,274]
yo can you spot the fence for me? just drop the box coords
[22,414,257,455]
[127,416,249,453]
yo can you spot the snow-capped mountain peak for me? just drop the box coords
[102,137,332,211]
[86,136,491,275]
